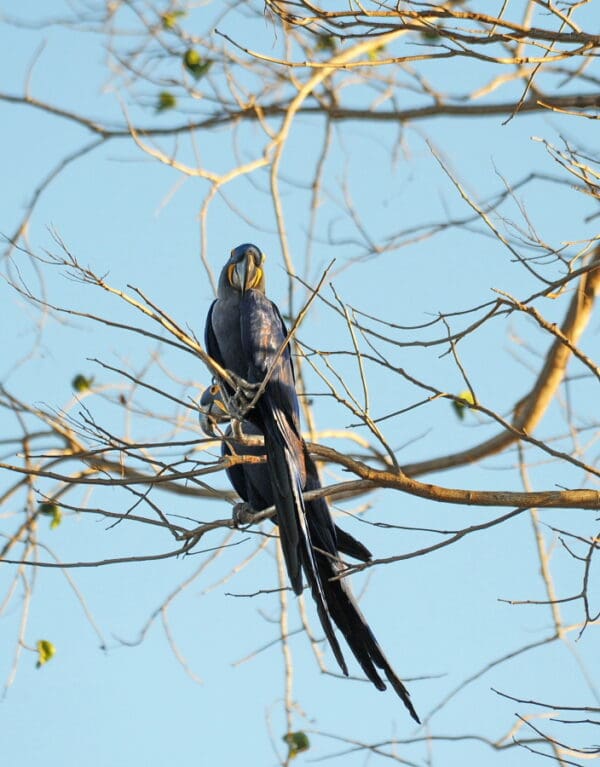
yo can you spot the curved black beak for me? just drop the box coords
[233,252,255,294]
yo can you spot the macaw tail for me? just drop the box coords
[334,526,372,563]
[299,447,418,716]
[260,404,349,677]
[303,447,373,564]
[316,551,420,723]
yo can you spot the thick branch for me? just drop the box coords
[307,446,600,510]
[402,251,600,477]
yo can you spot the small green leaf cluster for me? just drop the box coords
[282,731,310,759]
[36,639,56,668]
[156,91,177,113]
[161,10,186,30]
[315,34,337,53]
[183,49,213,79]
[38,502,62,530]
[72,374,93,392]
[452,389,476,420]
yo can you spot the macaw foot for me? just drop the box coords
[228,376,261,419]
[232,501,257,527]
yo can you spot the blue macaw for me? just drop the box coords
[199,383,373,564]
[203,244,419,721]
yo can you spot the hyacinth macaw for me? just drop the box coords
[203,244,419,721]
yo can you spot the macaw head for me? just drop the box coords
[225,243,266,294]
[198,382,229,436]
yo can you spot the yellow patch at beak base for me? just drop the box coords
[227,263,262,290]
[248,267,262,290]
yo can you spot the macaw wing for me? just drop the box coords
[221,425,271,512]
[205,300,225,370]
[240,290,301,433]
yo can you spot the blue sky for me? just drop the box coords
[1,2,599,766]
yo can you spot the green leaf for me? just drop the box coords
[452,389,476,420]
[38,502,62,530]
[367,44,386,61]
[161,10,186,29]
[315,34,337,53]
[36,639,56,668]
[420,27,441,41]
[72,374,93,392]
[156,91,177,113]
[38,502,59,516]
[282,731,310,759]
[183,49,212,79]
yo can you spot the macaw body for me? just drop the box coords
[205,246,310,593]
[199,399,371,562]
[203,244,419,722]
[228,426,373,561]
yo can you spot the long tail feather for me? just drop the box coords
[316,551,420,723]
[304,453,419,719]
[303,450,372,563]
[256,401,417,719]
[335,528,372,563]
[261,405,349,677]
[261,425,302,593]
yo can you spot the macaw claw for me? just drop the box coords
[232,501,257,527]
